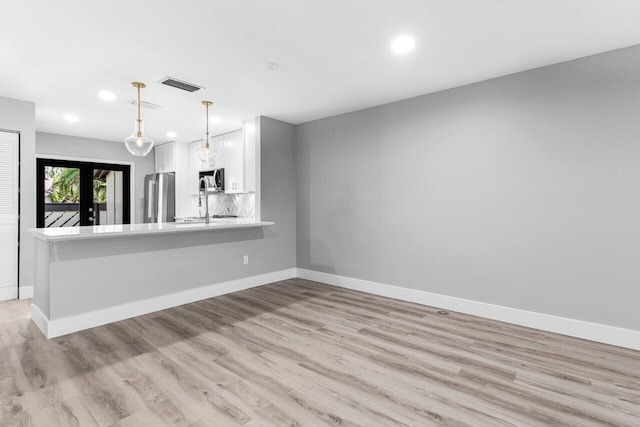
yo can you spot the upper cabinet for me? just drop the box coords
[154,142,175,173]
[188,135,226,195]
[224,130,244,193]
[223,122,257,194]
[189,141,206,195]
[187,118,257,195]
[212,135,225,170]
[244,120,257,193]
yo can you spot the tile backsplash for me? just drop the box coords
[205,193,255,218]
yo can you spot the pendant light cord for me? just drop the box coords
[137,85,142,135]
[205,104,209,145]
[205,102,210,147]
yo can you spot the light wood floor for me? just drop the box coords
[1,279,639,426]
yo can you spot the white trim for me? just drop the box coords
[35,153,137,223]
[30,304,49,337]
[0,286,17,302]
[254,116,261,221]
[19,285,33,299]
[36,153,135,166]
[32,266,638,350]
[296,269,640,351]
[32,268,296,339]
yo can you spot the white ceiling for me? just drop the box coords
[1,0,640,144]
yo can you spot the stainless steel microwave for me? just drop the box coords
[199,168,224,193]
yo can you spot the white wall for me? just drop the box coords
[0,96,36,293]
[296,45,640,332]
[36,132,155,223]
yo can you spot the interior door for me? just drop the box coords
[0,131,19,300]
[37,158,130,228]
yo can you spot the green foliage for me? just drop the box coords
[47,167,108,203]
[93,178,106,203]
[48,167,79,203]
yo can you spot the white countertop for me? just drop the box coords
[28,219,274,242]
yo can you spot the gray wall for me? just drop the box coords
[44,117,296,318]
[36,132,155,224]
[296,45,640,331]
[260,116,297,268]
[0,96,36,291]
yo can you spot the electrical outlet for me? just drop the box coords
[243,255,249,265]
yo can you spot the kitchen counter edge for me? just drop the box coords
[28,220,275,242]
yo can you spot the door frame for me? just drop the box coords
[36,154,136,224]
[36,157,133,227]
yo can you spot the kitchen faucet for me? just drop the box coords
[198,177,210,225]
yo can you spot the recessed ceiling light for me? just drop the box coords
[391,35,415,55]
[266,62,280,71]
[210,116,222,125]
[166,131,177,138]
[64,114,79,123]
[98,90,117,101]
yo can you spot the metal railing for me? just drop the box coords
[44,203,107,227]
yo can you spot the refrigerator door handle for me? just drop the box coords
[147,180,156,220]
[157,174,164,223]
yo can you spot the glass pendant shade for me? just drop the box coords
[198,142,215,167]
[124,81,153,157]
[124,120,154,156]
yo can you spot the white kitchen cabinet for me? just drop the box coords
[189,141,203,195]
[224,130,244,193]
[189,138,226,195]
[223,123,257,194]
[211,135,225,170]
[154,142,175,173]
[244,120,257,193]
[187,120,257,195]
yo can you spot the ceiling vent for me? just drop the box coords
[158,77,204,92]
[127,100,164,110]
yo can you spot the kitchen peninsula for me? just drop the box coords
[28,218,277,338]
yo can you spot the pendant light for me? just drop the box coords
[197,100,215,165]
[124,82,154,156]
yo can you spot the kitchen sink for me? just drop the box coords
[178,216,238,224]
[180,217,207,223]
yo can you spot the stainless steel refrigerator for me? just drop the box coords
[143,173,175,223]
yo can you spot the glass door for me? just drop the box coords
[37,159,130,228]
[91,168,126,225]
[41,164,81,227]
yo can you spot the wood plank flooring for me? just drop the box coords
[1,278,639,426]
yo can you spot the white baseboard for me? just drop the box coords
[31,266,640,351]
[0,286,17,302]
[296,268,640,351]
[30,304,49,337]
[32,268,297,339]
[19,286,33,299]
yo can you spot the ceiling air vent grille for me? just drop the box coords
[127,100,164,110]
[159,77,204,92]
